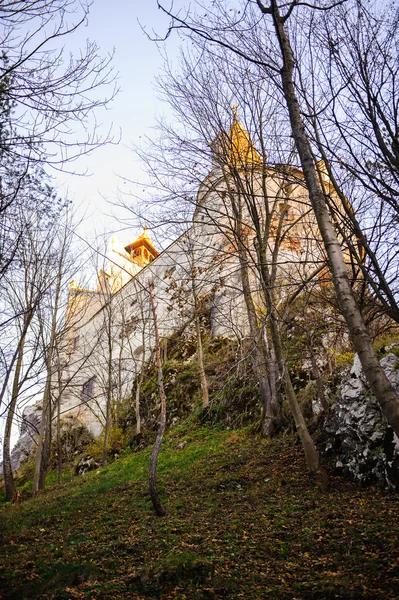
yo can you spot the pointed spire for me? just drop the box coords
[209,106,263,169]
[227,106,262,167]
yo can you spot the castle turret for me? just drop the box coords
[210,106,262,169]
[124,227,159,267]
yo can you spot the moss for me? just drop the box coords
[49,420,93,469]
[84,425,129,461]
[334,351,355,368]
[125,331,261,442]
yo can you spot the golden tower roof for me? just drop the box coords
[226,106,262,167]
[124,227,159,267]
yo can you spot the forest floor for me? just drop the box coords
[0,424,398,599]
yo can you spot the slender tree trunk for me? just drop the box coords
[255,231,326,485]
[101,289,114,467]
[102,387,112,465]
[135,379,142,435]
[33,236,66,493]
[269,0,399,437]
[237,237,276,436]
[264,326,280,415]
[267,299,327,488]
[102,324,113,466]
[3,334,26,501]
[56,350,63,485]
[57,389,63,484]
[38,387,52,490]
[195,313,209,409]
[148,283,167,517]
[193,292,210,409]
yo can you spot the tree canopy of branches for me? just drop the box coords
[151,0,399,437]
[0,0,117,171]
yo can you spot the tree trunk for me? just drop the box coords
[264,326,280,417]
[269,0,399,438]
[57,390,63,485]
[148,283,167,517]
[102,335,113,466]
[195,313,209,410]
[33,235,66,493]
[268,300,327,489]
[255,230,326,485]
[238,247,276,435]
[102,293,114,466]
[3,335,26,501]
[38,390,52,490]
[135,378,142,435]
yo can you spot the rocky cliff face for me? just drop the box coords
[325,353,399,490]
[7,401,43,473]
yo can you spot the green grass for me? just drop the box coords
[1,425,399,599]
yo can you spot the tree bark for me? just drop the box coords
[33,238,66,493]
[195,313,210,409]
[3,333,26,501]
[102,311,113,466]
[269,0,399,438]
[265,282,327,488]
[237,245,276,436]
[57,389,63,485]
[148,283,167,517]
[135,380,142,435]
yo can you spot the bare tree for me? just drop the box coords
[128,40,331,483]
[123,287,151,436]
[293,1,399,325]
[164,230,214,411]
[0,0,117,171]
[0,0,117,310]
[2,198,66,500]
[148,281,167,517]
[32,209,76,493]
[155,0,399,439]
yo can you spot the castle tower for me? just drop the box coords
[124,227,159,268]
[210,106,262,169]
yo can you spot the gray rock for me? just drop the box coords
[74,455,101,476]
[325,353,399,489]
[8,401,42,473]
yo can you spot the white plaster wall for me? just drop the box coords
[55,166,333,436]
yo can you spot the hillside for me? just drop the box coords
[1,424,398,599]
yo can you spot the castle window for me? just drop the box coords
[278,202,291,220]
[72,335,80,351]
[82,376,95,403]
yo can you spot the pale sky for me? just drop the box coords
[2,1,185,453]
[55,1,183,246]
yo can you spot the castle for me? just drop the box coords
[55,112,340,437]
[11,113,344,467]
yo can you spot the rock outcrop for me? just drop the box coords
[4,402,94,476]
[325,353,399,489]
[8,401,42,473]
[74,455,101,475]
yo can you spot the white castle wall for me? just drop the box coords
[56,166,329,437]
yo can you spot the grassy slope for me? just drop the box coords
[0,425,398,600]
